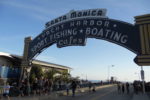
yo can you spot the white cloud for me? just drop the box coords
[36,55,57,63]
[0,48,22,55]
[1,1,52,15]
[0,33,32,41]
[1,1,59,21]
[30,13,50,22]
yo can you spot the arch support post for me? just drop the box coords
[19,37,32,88]
[134,14,150,66]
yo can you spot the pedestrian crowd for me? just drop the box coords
[133,81,146,94]
[117,81,150,95]
[117,82,130,94]
[0,78,103,99]
[1,82,11,100]
[65,80,97,97]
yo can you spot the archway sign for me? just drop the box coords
[23,9,150,66]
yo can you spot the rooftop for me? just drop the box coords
[0,52,72,70]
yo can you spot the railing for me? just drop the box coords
[52,82,111,91]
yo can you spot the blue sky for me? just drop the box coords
[0,0,150,82]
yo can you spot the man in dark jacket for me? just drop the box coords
[71,81,77,97]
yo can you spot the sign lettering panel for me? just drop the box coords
[28,17,140,59]
[27,9,141,60]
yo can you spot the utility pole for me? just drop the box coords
[141,66,145,93]
[86,74,87,81]
[107,65,114,83]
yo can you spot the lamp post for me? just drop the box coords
[141,66,145,93]
[107,65,114,83]
[86,74,88,81]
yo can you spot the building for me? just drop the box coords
[0,52,72,84]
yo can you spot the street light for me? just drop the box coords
[135,66,145,94]
[141,66,145,93]
[107,65,114,83]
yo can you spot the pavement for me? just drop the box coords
[1,84,114,100]
[1,84,150,100]
[132,93,150,100]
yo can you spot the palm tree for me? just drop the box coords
[59,70,71,82]
[45,68,60,81]
[30,66,44,83]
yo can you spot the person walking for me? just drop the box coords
[126,82,130,94]
[71,80,77,97]
[49,79,53,93]
[121,84,125,94]
[66,82,70,96]
[38,77,43,95]
[32,78,38,96]
[92,83,96,92]
[133,82,138,94]
[88,82,92,92]
[3,83,10,100]
[117,83,121,94]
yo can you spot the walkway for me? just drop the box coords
[1,84,150,100]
